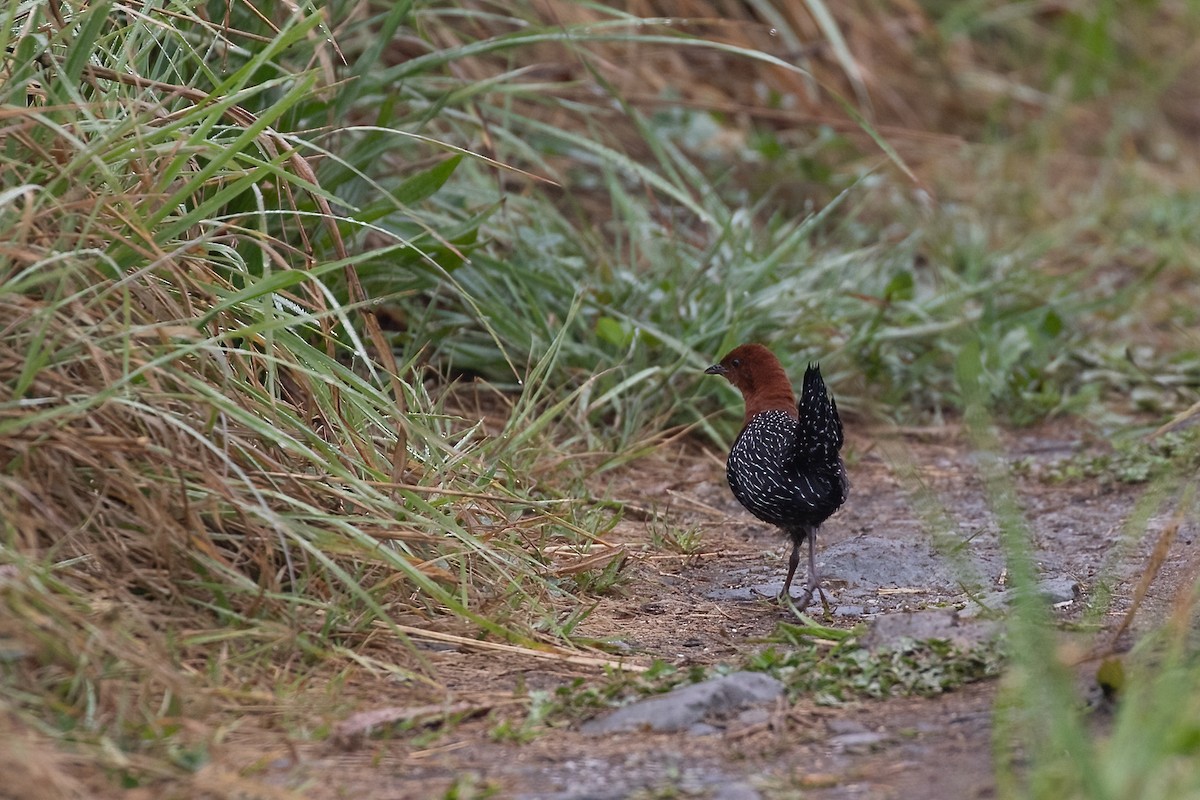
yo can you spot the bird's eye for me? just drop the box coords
[731,358,741,368]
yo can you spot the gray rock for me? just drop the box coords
[710,782,762,800]
[1038,577,1080,605]
[829,730,888,752]
[958,590,1009,619]
[861,609,1001,650]
[580,671,784,734]
[826,718,871,735]
[961,577,1080,617]
[735,707,770,727]
[822,535,999,590]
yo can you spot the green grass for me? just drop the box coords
[958,340,1200,798]
[748,621,1003,702]
[1015,428,1200,485]
[2,0,1200,795]
[0,0,620,782]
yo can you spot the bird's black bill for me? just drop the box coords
[704,364,726,375]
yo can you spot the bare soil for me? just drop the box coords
[186,423,1197,800]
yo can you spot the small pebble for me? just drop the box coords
[829,731,887,752]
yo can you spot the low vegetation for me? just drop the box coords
[1014,428,1200,485]
[2,0,1199,797]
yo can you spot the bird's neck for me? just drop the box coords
[743,387,797,424]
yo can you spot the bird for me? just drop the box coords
[705,343,848,611]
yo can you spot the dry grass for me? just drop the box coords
[0,712,91,800]
[4,0,1200,794]
[0,3,608,786]
[414,1,1200,158]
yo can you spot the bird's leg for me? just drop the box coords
[781,527,829,616]
[807,527,832,616]
[781,540,801,597]
[755,539,801,602]
[778,531,818,611]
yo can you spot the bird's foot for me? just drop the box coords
[777,587,812,607]
[816,586,833,617]
[773,586,809,621]
[777,586,832,621]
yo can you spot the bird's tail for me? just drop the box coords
[798,364,844,456]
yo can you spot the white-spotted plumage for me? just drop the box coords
[705,346,848,609]
[727,409,845,528]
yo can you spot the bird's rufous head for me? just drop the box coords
[705,343,797,420]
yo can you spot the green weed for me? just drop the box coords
[488,690,554,744]
[568,553,631,597]
[750,623,1003,703]
[1016,429,1200,486]
[441,773,500,800]
[519,624,1001,740]
[649,522,706,556]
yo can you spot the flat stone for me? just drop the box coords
[1038,577,1080,605]
[822,535,998,590]
[830,730,887,752]
[961,576,1081,617]
[703,535,1006,605]
[710,782,762,800]
[861,609,1001,650]
[580,672,784,734]
[826,718,871,735]
[958,590,1008,619]
[735,707,770,727]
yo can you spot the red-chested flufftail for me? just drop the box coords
[705,343,849,610]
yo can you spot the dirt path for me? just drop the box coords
[225,425,1194,800]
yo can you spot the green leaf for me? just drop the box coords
[1041,308,1064,338]
[62,1,111,85]
[393,154,462,206]
[198,269,309,327]
[595,316,631,348]
[885,270,915,302]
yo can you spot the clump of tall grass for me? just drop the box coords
[319,1,1196,439]
[0,0,615,785]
